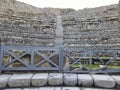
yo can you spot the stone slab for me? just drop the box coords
[48,73,63,86]
[8,74,33,87]
[31,73,48,86]
[92,75,115,88]
[0,74,11,88]
[82,88,103,90]
[5,88,43,90]
[83,88,118,90]
[62,87,80,90]
[63,74,77,86]
[23,88,39,90]
[111,75,120,88]
[78,74,93,87]
[4,88,23,90]
[4,87,120,90]
[39,87,61,90]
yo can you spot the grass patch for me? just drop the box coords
[71,64,99,69]
[71,64,120,69]
[107,65,120,69]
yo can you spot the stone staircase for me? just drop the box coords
[0,0,119,50]
[0,73,120,89]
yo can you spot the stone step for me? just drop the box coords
[0,73,120,89]
[3,87,120,90]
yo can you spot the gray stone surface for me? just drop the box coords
[62,87,80,90]
[63,74,77,86]
[78,74,93,87]
[8,74,33,87]
[92,75,116,88]
[0,74,11,88]
[83,88,118,90]
[83,88,103,90]
[48,73,63,86]
[23,88,39,90]
[111,75,120,88]
[0,0,119,50]
[39,87,61,90]
[31,73,48,86]
[4,88,23,90]
[55,16,63,47]
[4,87,120,90]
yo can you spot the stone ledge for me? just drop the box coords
[0,73,119,89]
[31,73,48,86]
[3,87,120,90]
[92,75,116,88]
[8,74,33,87]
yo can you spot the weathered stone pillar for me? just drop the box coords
[55,16,63,48]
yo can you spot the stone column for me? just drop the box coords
[55,16,63,48]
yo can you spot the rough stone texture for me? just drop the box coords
[48,73,63,86]
[55,16,64,47]
[82,88,103,90]
[0,0,57,47]
[4,88,23,90]
[31,73,48,86]
[62,4,119,50]
[63,74,77,86]
[3,87,120,90]
[0,74,11,88]
[83,88,119,90]
[111,75,120,88]
[23,88,39,90]
[62,87,80,90]
[78,74,93,87]
[0,0,119,50]
[92,75,116,88]
[39,87,61,90]
[8,74,33,87]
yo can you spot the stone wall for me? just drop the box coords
[0,12,56,46]
[0,0,119,50]
[62,4,119,49]
[0,0,58,47]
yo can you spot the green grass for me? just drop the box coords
[71,64,99,69]
[107,65,120,69]
[71,64,120,69]
[92,57,111,60]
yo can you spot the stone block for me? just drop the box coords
[62,87,80,90]
[83,87,119,90]
[48,73,63,86]
[78,74,93,87]
[39,87,61,90]
[23,88,39,90]
[82,88,103,90]
[8,74,33,87]
[4,88,23,90]
[31,73,48,86]
[63,74,77,86]
[0,74,11,88]
[111,75,120,88]
[92,75,115,88]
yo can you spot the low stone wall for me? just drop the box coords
[2,87,120,90]
[0,73,120,89]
